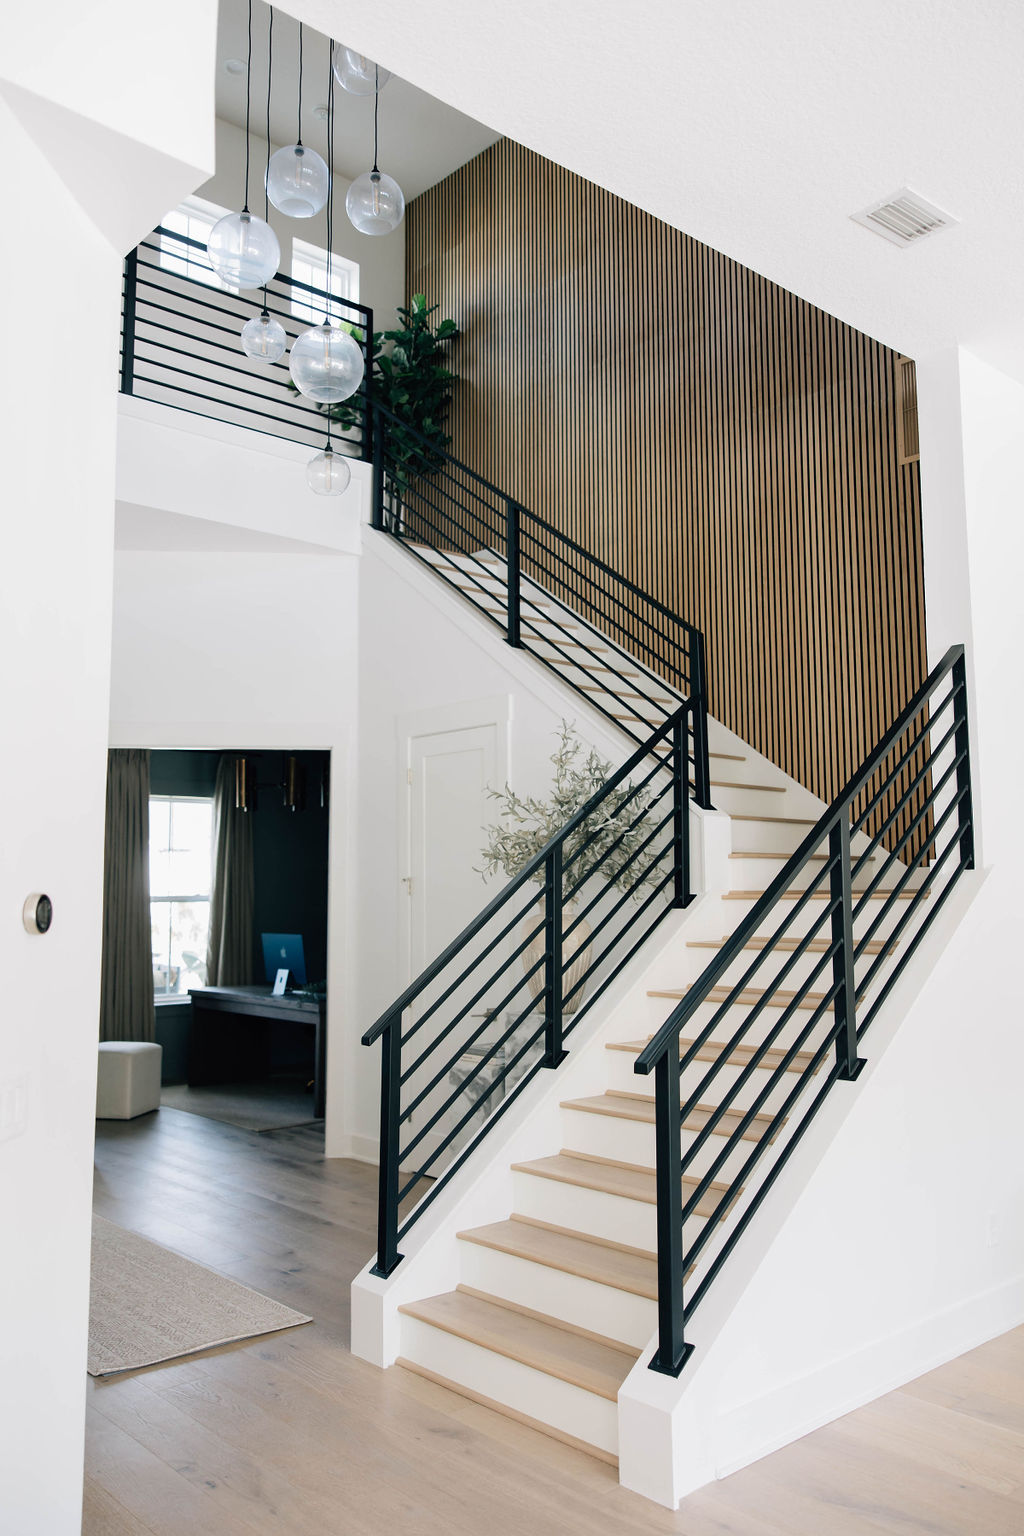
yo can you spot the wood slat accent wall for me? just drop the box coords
[406,138,927,826]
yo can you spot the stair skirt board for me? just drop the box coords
[398,1313,621,1458]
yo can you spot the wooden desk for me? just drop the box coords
[187,985,327,1119]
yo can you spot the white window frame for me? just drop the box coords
[290,238,360,326]
[160,195,237,293]
[149,793,215,999]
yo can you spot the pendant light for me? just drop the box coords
[295,39,363,469]
[346,66,404,236]
[208,0,280,290]
[307,441,352,496]
[266,20,329,218]
[242,4,286,362]
[333,47,391,95]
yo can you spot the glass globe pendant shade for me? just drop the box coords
[307,444,351,496]
[240,309,287,362]
[346,169,405,236]
[266,143,329,218]
[207,210,281,290]
[289,321,365,403]
[333,48,391,95]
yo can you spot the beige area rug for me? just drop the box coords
[88,1215,311,1376]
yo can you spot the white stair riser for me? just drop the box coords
[560,1103,754,1180]
[726,818,815,854]
[712,892,923,948]
[726,853,882,892]
[603,1046,805,1114]
[512,1169,713,1254]
[457,1238,657,1349]
[400,1314,619,1457]
[707,783,803,818]
[683,937,904,999]
[511,1168,654,1247]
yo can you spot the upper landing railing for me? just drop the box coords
[119,224,374,455]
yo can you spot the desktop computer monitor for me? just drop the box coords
[261,933,307,987]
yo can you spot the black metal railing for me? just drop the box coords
[120,225,374,455]
[634,646,974,1375]
[362,704,700,1276]
[369,401,712,807]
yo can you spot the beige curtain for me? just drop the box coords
[99,749,155,1042]
[206,754,255,986]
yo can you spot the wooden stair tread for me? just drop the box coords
[728,813,818,825]
[608,1036,816,1073]
[724,887,929,901]
[730,849,829,861]
[511,1150,727,1216]
[648,983,831,1013]
[687,933,895,956]
[555,662,640,677]
[574,683,675,704]
[711,779,787,793]
[399,1288,639,1401]
[530,637,611,653]
[562,1091,777,1142]
[457,1216,658,1299]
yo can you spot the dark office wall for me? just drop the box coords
[149,748,330,983]
[149,750,219,798]
[249,751,330,984]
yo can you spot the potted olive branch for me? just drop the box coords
[480,724,662,1013]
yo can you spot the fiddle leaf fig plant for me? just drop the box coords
[480,724,662,898]
[324,293,459,496]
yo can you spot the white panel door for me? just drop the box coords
[407,723,497,982]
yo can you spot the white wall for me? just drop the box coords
[0,7,215,1532]
[196,115,405,332]
[110,404,364,1155]
[342,533,628,1162]
[617,345,1024,1505]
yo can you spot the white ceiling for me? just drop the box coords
[216,0,500,200]
[286,0,1024,386]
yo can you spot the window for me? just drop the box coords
[160,195,236,292]
[290,238,360,326]
[150,795,214,996]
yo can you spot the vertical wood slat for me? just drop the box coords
[406,139,928,845]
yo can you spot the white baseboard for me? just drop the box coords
[711,1271,1024,1482]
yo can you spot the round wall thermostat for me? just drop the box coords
[23,893,53,934]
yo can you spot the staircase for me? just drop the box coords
[385,670,917,1463]
[358,402,974,1482]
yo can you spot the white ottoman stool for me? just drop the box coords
[96,1041,162,1120]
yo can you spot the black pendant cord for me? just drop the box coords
[372,65,380,173]
[297,21,304,148]
[242,0,253,213]
[262,4,273,315]
[325,40,334,451]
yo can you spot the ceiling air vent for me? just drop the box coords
[851,188,956,248]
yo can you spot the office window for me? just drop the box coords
[160,195,236,292]
[150,795,214,996]
[291,238,359,325]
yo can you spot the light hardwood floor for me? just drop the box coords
[86,1107,1024,1535]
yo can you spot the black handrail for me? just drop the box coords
[367,399,712,809]
[362,704,697,1277]
[120,225,374,455]
[634,645,974,1376]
